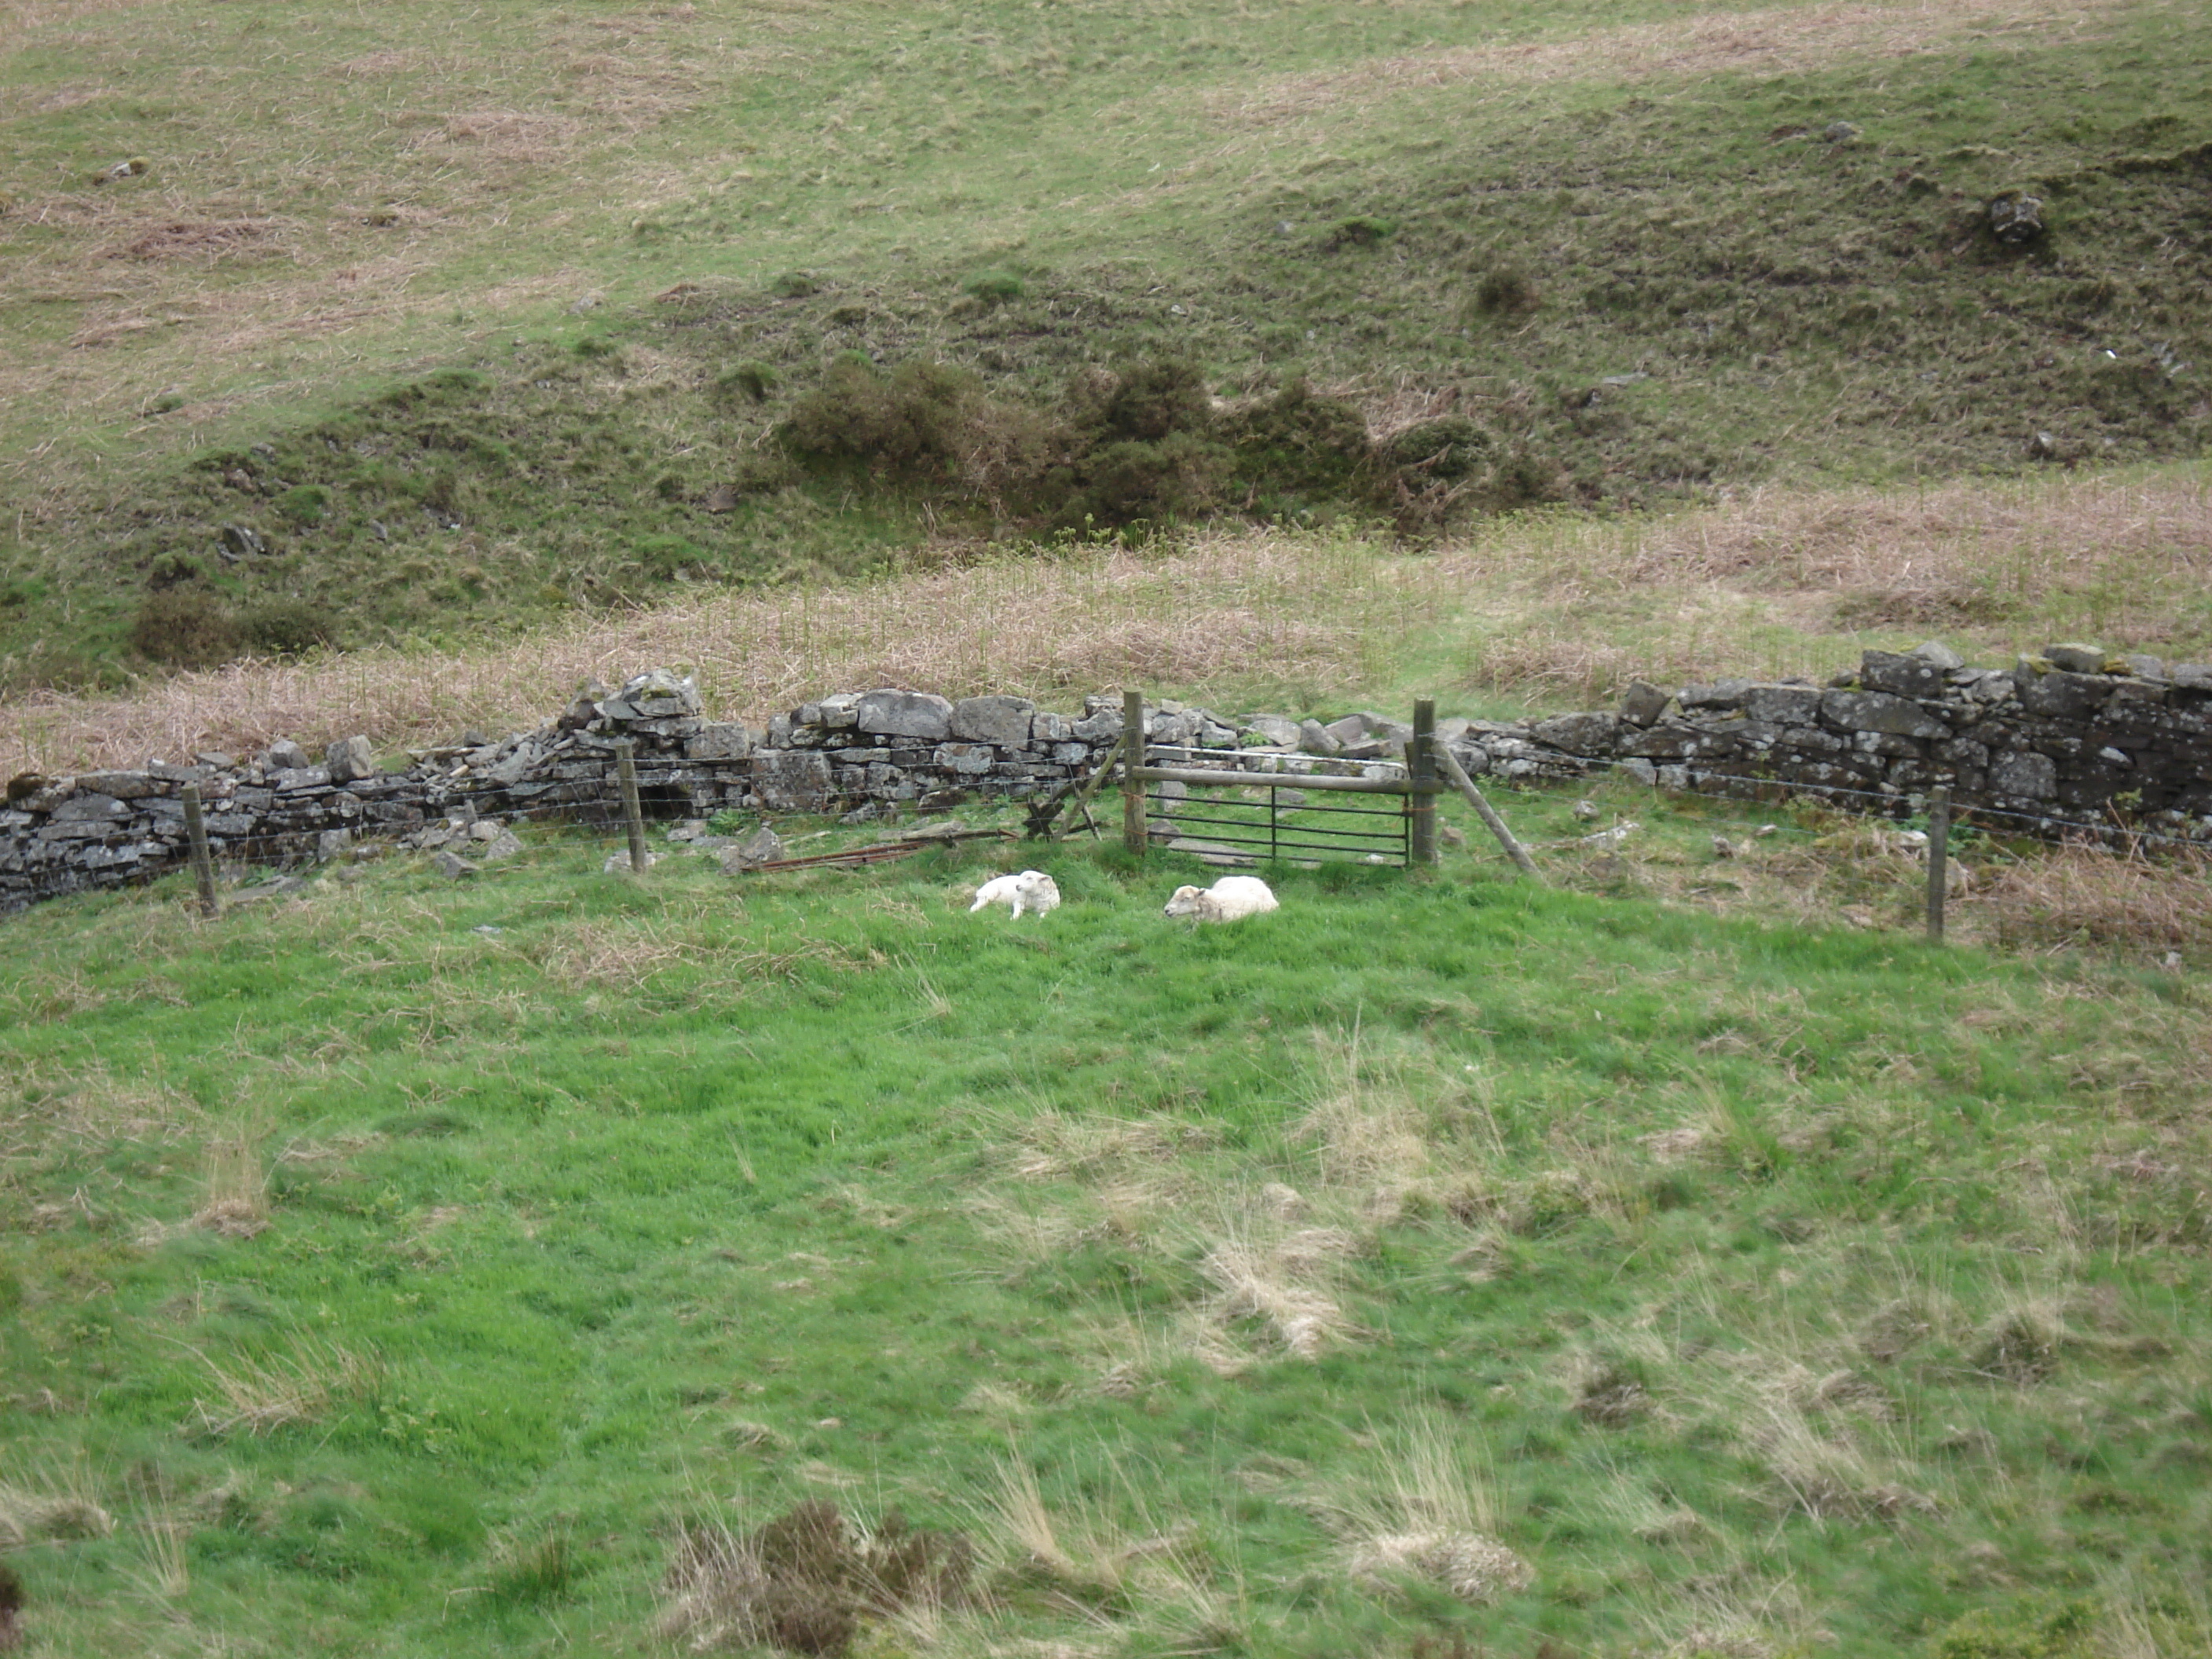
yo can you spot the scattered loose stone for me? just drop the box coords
[1989,192,2043,244]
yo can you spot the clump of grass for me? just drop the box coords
[126,1518,192,1601]
[1976,843,2212,957]
[184,1338,382,1437]
[128,588,242,669]
[1468,262,1539,317]
[0,1458,115,1547]
[714,361,780,405]
[961,269,1024,305]
[195,1122,271,1238]
[486,1522,586,1606]
[1198,1227,1353,1359]
[657,1500,972,1657]
[1324,1409,1532,1606]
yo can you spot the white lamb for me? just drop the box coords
[969,870,1062,918]
[1163,874,1278,922]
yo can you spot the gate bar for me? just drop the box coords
[1131,764,1445,795]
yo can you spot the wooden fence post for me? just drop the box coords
[1408,699,1437,867]
[1122,688,1148,856]
[1925,784,1950,943]
[181,783,219,917]
[1428,734,1543,882]
[617,741,651,873]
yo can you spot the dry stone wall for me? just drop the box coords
[5,642,2210,913]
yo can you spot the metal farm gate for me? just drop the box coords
[1115,691,1445,870]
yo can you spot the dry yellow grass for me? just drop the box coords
[1207,0,2140,124]
[183,1337,381,1438]
[6,467,2205,775]
[193,1122,271,1239]
[1977,844,2212,954]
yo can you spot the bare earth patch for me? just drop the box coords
[105,218,287,263]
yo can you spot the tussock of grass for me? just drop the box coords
[182,1339,381,1438]
[658,1500,972,1657]
[1327,1411,1532,1606]
[0,1456,113,1548]
[1979,844,2212,958]
[192,1122,270,1239]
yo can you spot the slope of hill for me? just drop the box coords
[2,0,2209,691]
[0,812,2208,1657]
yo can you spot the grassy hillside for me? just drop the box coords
[2,790,2210,1657]
[3,0,2210,690]
[7,463,2210,785]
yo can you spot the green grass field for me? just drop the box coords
[5,3,2212,1654]
[2,789,2208,1657]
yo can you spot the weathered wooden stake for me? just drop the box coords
[1925,784,1951,943]
[181,783,219,917]
[1053,728,1125,841]
[617,741,651,873]
[1408,699,1438,867]
[1121,688,1148,855]
[1428,735,1543,882]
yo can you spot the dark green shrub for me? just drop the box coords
[130,588,241,667]
[715,361,780,404]
[1071,355,1214,445]
[240,599,341,656]
[145,551,209,590]
[1934,1597,2097,1658]
[1327,214,1399,249]
[276,484,332,525]
[1487,446,1569,510]
[961,269,1025,304]
[1222,379,1373,500]
[633,534,709,577]
[1470,264,1540,316]
[1383,416,1491,480]
[781,358,986,474]
[1055,430,1225,529]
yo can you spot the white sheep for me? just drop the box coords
[1163,874,1278,922]
[969,869,1062,918]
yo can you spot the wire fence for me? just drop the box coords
[1520,749,2212,854]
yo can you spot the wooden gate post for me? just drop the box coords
[1925,784,1950,943]
[1121,688,1148,855]
[1408,699,1437,867]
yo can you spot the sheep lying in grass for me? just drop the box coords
[969,870,1061,918]
[1163,874,1278,922]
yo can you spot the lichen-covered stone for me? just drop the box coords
[856,689,954,741]
[950,695,1036,747]
[1818,690,1951,739]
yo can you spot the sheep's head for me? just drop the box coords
[1163,885,1207,917]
